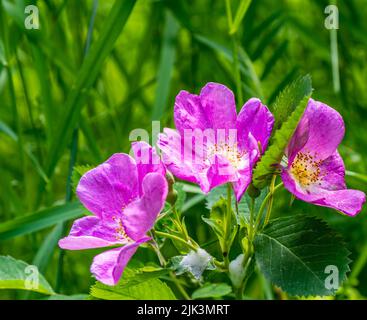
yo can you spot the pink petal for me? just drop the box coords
[200,154,237,193]
[122,173,168,241]
[158,128,200,184]
[90,237,150,286]
[76,153,139,219]
[58,216,124,250]
[288,99,345,161]
[199,82,237,130]
[132,141,166,196]
[281,151,366,216]
[174,90,209,134]
[236,98,274,154]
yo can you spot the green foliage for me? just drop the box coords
[90,267,175,300]
[252,75,312,189]
[0,255,55,295]
[203,197,237,255]
[205,185,267,227]
[0,202,84,240]
[0,0,366,300]
[192,283,232,299]
[254,215,351,297]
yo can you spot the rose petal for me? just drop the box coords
[76,154,139,219]
[122,173,168,240]
[90,237,150,286]
[58,216,124,250]
[236,98,274,154]
[132,141,166,196]
[199,82,237,130]
[288,99,345,161]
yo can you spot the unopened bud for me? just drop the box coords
[166,171,177,205]
[247,183,260,199]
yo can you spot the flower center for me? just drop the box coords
[290,152,323,187]
[207,142,246,169]
[112,216,131,242]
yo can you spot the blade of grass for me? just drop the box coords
[43,0,136,185]
[152,10,179,120]
[230,0,252,35]
[0,202,84,241]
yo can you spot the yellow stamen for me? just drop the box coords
[290,151,323,187]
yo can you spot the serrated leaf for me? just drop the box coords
[90,267,175,300]
[253,75,312,189]
[254,215,351,297]
[0,256,55,295]
[192,283,232,299]
[272,75,313,130]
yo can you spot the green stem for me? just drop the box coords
[263,175,277,226]
[231,36,243,105]
[223,183,233,268]
[154,231,197,251]
[254,182,283,234]
[225,0,243,106]
[350,242,367,284]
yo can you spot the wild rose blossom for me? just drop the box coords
[158,82,274,201]
[281,99,366,216]
[59,142,168,285]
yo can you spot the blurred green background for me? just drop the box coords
[0,0,367,299]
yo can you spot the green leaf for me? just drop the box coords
[205,185,266,227]
[254,215,351,297]
[47,294,88,300]
[230,0,253,35]
[272,74,313,130]
[0,202,84,240]
[252,75,312,189]
[192,283,232,299]
[0,256,55,295]
[173,182,187,213]
[203,197,236,252]
[152,10,179,120]
[90,267,175,300]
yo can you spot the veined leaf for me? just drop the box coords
[90,267,175,300]
[252,75,312,189]
[0,255,55,295]
[254,215,351,297]
[0,202,84,240]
